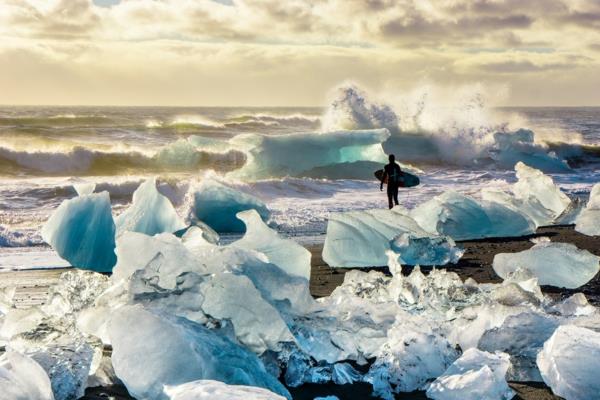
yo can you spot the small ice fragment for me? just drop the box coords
[41,191,116,272]
[191,179,270,233]
[551,293,596,317]
[164,380,287,400]
[115,177,185,236]
[492,242,600,289]
[426,348,514,400]
[0,350,55,400]
[231,210,311,279]
[390,232,463,266]
[73,182,95,196]
[537,325,600,400]
[575,183,600,236]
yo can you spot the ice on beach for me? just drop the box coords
[0,350,55,400]
[537,325,600,400]
[192,179,270,233]
[575,183,600,236]
[164,380,287,400]
[109,305,291,400]
[41,191,116,272]
[73,182,95,196]
[513,162,571,219]
[411,191,535,241]
[493,242,600,289]
[322,208,461,267]
[231,210,311,279]
[115,177,185,236]
[426,348,514,400]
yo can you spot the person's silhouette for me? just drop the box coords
[380,154,403,209]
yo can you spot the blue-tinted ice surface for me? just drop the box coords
[41,191,116,272]
[576,183,600,236]
[192,179,270,233]
[115,177,185,236]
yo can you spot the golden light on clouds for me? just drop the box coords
[1,0,600,106]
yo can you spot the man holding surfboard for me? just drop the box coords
[375,154,420,209]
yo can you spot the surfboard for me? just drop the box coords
[375,169,420,188]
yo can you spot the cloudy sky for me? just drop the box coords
[1,0,599,106]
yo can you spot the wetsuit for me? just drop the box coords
[382,162,402,209]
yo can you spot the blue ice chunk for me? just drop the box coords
[41,191,116,272]
[191,179,270,233]
[115,177,185,236]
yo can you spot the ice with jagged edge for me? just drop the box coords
[411,191,535,241]
[0,350,55,400]
[41,191,116,272]
[493,242,600,289]
[576,183,600,236]
[109,305,291,400]
[164,379,287,400]
[322,208,462,267]
[426,348,514,400]
[191,178,270,233]
[231,210,311,279]
[537,325,600,400]
[115,177,185,236]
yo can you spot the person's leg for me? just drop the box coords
[387,189,393,209]
[393,186,399,206]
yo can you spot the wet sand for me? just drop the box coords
[9,225,596,399]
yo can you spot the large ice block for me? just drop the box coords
[390,233,463,266]
[231,210,311,279]
[164,380,287,400]
[537,325,600,400]
[191,179,270,233]
[426,348,514,400]
[41,191,116,272]
[109,305,291,400]
[115,177,185,236]
[0,350,55,400]
[492,242,600,289]
[575,183,600,236]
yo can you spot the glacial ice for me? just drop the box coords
[109,305,291,400]
[322,208,461,267]
[231,210,311,279]
[0,350,55,400]
[73,182,95,196]
[115,177,185,236]
[513,162,571,219]
[41,191,116,272]
[537,325,600,400]
[426,348,514,400]
[191,178,270,233]
[228,129,390,180]
[164,380,287,400]
[493,242,600,289]
[575,183,600,236]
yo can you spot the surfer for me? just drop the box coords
[380,154,403,209]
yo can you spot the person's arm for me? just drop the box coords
[380,169,387,191]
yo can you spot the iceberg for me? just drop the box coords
[575,183,600,236]
[426,348,514,400]
[191,179,270,233]
[492,242,600,289]
[231,210,311,279]
[109,305,291,400]
[227,129,390,180]
[164,380,286,400]
[322,208,460,267]
[41,191,116,272]
[537,325,600,400]
[115,177,185,236]
[0,350,55,400]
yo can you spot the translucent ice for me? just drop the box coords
[164,380,287,400]
[231,210,311,279]
[426,348,514,400]
[41,191,116,272]
[0,350,55,400]
[191,179,270,233]
[537,325,600,400]
[73,182,95,196]
[390,233,463,266]
[575,183,600,236]
[493,242,600,289]
[109,305,291,400]
[115,177,185,236]
[322,209,459,267]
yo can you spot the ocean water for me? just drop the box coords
[0,104,599,253]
